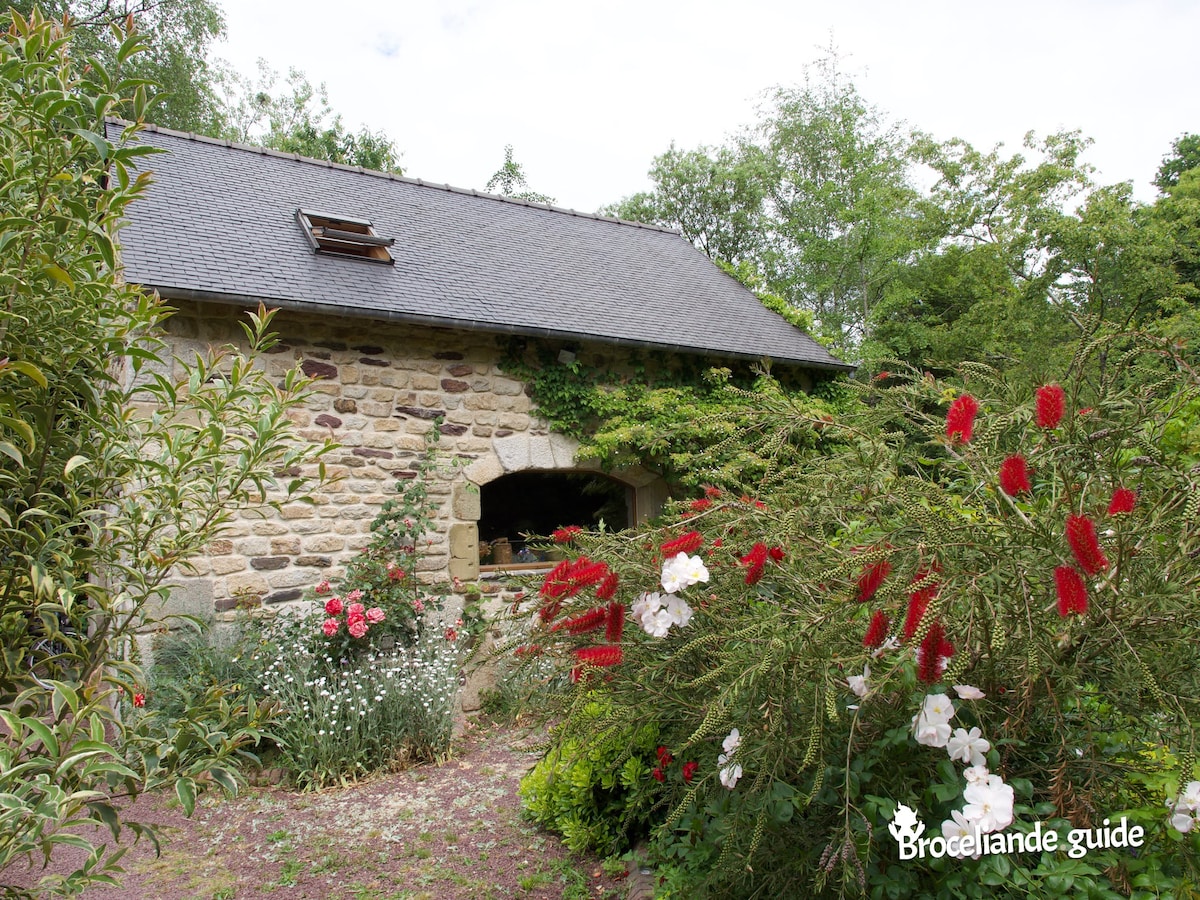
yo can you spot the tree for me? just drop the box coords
[219,61,403,172]
[601,143,766,266]
[0,12,330,895]
[1155,133,1200,194]
[9,0,230,135]
[485,144,553,204]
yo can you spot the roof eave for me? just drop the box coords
[149,285,856,373]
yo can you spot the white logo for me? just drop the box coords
[888,805,1146,861]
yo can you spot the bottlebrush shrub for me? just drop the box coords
[506,335,1200,898]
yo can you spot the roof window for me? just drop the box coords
[297,209,394,264]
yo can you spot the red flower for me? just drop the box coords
[656,746,674,766]
[1035,384,1065,429]
[917,620,952,684]
[573,645,623,667]
[862,610,891,649]
[595,571,620,601]
[1065,514,1109,575]
[322,617,340,636]
[661,531,704,556]
[1054,565,1089,617]
[552,525,582,544]
[324,596,344,616]
[902,567,940,642]
[855,559,891,603]
[605,601,625,643]
[315,579,332,595]
[689,498,713,513]
[740,542,769,585]
[945,393,980,443]
[1107,488,1136,516]
[874,371,890,381]
[651,767,665,783]
[515,644,542,657]
[703,485,723,499]
[132,691,146,708]
[682,761,698,784]
[998,454,1032,496]
[768,546,785,563]
[445,627,458,641]
[551,607,608,635]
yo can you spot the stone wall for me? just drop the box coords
[147,300,667,621]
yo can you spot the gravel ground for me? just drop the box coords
[10,721,629,900]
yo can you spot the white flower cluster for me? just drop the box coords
[1169,781,1200,833]
[630,552,708,638]
[718,727,742,790]
[911,688,1014,856]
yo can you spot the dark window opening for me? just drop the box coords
[297,209,394,264]
[478,471,630,566]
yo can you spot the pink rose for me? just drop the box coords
[412,597,425,612]
[348,619,368,639]
[322,618,340,636]
[386,563,405,581]
[347,602,365,619]
[315,579,331,595]
[345,588,364,603]
[366,607,385,624]
[325,597,343,616]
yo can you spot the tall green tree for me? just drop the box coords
[9,0,230,134]
[485,144,553,203]
[219,60,403,172]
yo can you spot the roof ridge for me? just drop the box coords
[105,118,681,236]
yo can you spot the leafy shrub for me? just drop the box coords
[514,334,1200,897]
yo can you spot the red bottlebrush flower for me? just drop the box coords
[570,665,583,683]
[538,599,563,623]
[605,601,625,643]
[567,558,611,590]
[689,498,713,513]
[552,525,582,544]
[1035,384,1065,429]
[703,485,723,499]
[768,546,785,563]
[661,530,704,556]
[1054,565,1089,617]
[595,571,620,601]
[551,606,608,635]
[874,371,890,381]
[540,559,572,598]
[945,393,980,443]
[1107,487,1136,516]
[682,761,698,784]
[651,767,665,783]
[998,454,1032,496]
[1065,514,1109,575]
[656,746,674,766]
[917,620,950,684]
[902,568,940,642]
[573,645,623,668]
[739,543,768,585]
[855,559,892,603]
[863,610,891,649]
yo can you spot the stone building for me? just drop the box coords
[112,122,851,619]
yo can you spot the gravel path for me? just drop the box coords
[11,722,629,900]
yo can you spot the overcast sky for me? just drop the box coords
[214,0,1199,213]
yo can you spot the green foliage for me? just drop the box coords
[0,12,329,895]
[1155,133,1200,194]
[485,144,553,204]
[512,332,1200,897]
[520,699,662,855]
[219,60,403,172]
[500,339,839,492]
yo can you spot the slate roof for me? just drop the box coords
[110,122,851,372]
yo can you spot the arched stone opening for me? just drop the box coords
[478,471,631,563]
[448,432,669,581]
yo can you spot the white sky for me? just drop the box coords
[214,0,1200,213]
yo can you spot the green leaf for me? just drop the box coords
[21,718,59,757]
[174,777,196,816]
[63,455,89,477]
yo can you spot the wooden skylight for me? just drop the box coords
[297,209,394,264]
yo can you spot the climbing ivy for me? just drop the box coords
[499,338,843,492]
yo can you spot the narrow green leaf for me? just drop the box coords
[174,777,196,816]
